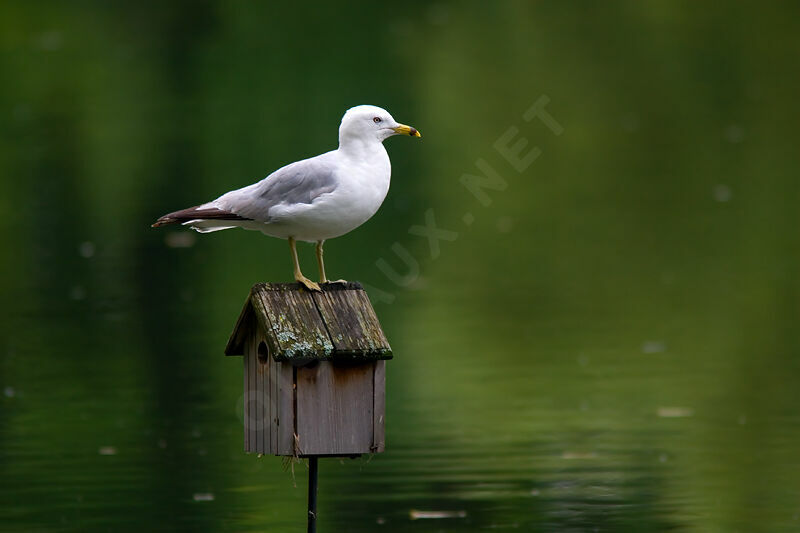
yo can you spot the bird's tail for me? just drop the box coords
[151,205,251,228]
[151,215,178,228]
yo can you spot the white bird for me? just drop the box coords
[152,105,421,291]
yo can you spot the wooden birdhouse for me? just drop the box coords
[225,282,392,457]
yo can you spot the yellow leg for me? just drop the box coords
[316,240,347,285]
[315,241,328,283]
[288,237,321,292]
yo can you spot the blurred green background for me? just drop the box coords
[2,2,799,532]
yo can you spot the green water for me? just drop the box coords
[2,2,799,531]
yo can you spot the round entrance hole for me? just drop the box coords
[257,341,269,364]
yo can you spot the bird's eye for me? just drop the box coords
[373,117,382,123]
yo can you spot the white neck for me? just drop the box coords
[338,133,386,159]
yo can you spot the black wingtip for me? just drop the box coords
[151,217,176,228]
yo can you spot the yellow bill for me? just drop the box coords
[393,124,422,137]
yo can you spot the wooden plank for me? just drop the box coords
[269,356,277,454]
[372,360,386,453]
[262,337,271,455]
[296,362,373,455]
[252,284,334,363]
[249,333,256,453]
[255,328,264,454]
[312,286,392,360]
[277,361,295,455]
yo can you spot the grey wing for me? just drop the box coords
[214,156,339,222]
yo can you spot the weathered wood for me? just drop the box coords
[277,361,295,455]
[296,362,373,456]
[372,360,386,453]
[227,282,391,456]
[248,331,257,453]
[225,283,391,362]
[256,285,333,362]
[266,332,272,453]
[269,354,278,454]
[312,286,392,360]
[256,327,264,454]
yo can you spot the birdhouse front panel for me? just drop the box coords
[296,360,384,456]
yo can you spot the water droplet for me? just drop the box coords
[657,407,694,418]
[712,184,732,203]
[561,451,597,459]
[79,241,95,258]
[192,493,214,502]
[36,31,63,51]
[165,232,196,248]
[642,341,666,354]
[620,112,639,133]
[496,216,514,233]
[724,124,745,143]
[409,509,466,520]
[70,286,86,301]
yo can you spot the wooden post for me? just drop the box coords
[308,456,318,533]
[224,282,393,530]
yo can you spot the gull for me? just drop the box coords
[152,105,421,291]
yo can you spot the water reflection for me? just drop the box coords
[2,2,800,532]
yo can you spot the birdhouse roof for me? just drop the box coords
[225,282,392,363]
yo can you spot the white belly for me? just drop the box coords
[260,153,390,242]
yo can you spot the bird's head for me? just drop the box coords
[339,105,421,147]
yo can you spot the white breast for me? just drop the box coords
[260,144,391,242]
